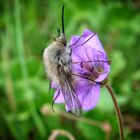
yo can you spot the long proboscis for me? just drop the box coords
[62,5,65,34]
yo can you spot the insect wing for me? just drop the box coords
[61,79,82,117]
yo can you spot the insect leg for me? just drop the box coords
[71,60,110,64]
[51,89,60,112]
[70,33,96,48]
[76,33,96,48]
[48,80,52,94]
[69,35,83,47]
[71,73,103,85]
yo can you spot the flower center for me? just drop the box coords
[80,62,104,80]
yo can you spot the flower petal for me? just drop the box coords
[53,90,64,103]
[71,29,110,83]
[70,29,105,54]
[95,63,110,82]
[82,29,106,54]
[75,78,100,111]
[80,85,100,111]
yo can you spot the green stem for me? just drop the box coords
[106,84,125,140]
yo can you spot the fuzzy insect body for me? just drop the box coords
[43,33,82,117]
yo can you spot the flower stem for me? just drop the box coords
[106,84,125,140]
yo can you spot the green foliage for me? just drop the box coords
[0,0,140,139]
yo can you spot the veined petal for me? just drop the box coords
[70,29,105,54]
[71,29,110,83]
[76,81,100,111]
[82,29,106,54]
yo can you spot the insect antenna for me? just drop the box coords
[52,90,61,112]
[71,73,104,85]
[62,5,65,34]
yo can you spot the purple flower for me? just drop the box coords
[53,29,110,112]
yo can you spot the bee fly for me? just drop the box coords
[43,6,82,116]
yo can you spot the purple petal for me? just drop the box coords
[82,29,106,54]
[95,63,110,82]
[53,90,64,103]
[82,29,93,37]
[71,29,107,64]
[76,79,100,111]
[70,29,110,83]
[70,29,106,54]
[70,35,82,48]
[51,82,58,89]
[79,85,100,111]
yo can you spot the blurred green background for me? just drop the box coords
[0,0,140,140]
